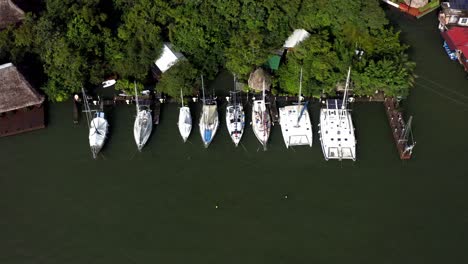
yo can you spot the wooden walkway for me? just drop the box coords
[384,98,413,160]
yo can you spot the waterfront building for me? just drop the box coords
[381,0,440,18]
[0,0,25,29]
[438,1,468,30]
[153,43,186,78]
[440,26,468,71]
[0,63,45,137]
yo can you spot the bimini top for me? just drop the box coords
[0,0,25,29]
[0,63,44,113]
[448,0,468,10]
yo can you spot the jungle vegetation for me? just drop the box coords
[0,0,415,101]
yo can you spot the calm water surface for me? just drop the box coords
[1,9,468,263]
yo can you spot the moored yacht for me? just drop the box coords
[133,83,152,151]
[252,80,271,150]
[178,89,192,142]
[319,67,356,161]
[199,75,219,148]
[278,68,313,148]
[82,88,108,159]
[226,76,244,146]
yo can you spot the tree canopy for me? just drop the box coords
[0,0,415,101]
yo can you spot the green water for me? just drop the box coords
[1,9,468,263]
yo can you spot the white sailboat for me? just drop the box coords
[199,75,219,148]
[178,89,192,142]
[252,80,271,150]
[82,88,108,159]
[133,82,152,151]
[226,75,245,147]
[279,68,313,148]
[319,66,356,161]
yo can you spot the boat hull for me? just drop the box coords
[226,105,245,146]
[319,107,356,161]
[178,106,192,142]
[199,104,219,148]
[252,100,271,149]
[134,109,153,151]
[89,115,108,159]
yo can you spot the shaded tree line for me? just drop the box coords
[0,0,414,101]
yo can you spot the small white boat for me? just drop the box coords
[252,80,271,150]
[178,89,192,142]
[226,76,244,146]
[319,67,356,160]
[102,79,116,88]
[279,68,313,148]
[133,83,152,151]
[82,88,108,159]
[199,75,219,148]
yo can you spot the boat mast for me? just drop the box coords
[298,67,303,106]
[342,66,352,110]
[180,89,184,107]
[134,81,139,112]
[201,74,205,104]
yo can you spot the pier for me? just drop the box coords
[384,97,415,160]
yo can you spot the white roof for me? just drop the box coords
[155,43,185,73]
[283,29,311,48]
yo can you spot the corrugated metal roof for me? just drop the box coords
[283,29,310,48]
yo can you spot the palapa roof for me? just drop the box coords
[0,0,25,29]
[248,68,271,92]
[154,43,185,73]
[0,63,44,113]
[283,29,310,48]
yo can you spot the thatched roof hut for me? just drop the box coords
[248,68,271,92]
[0,63,44,113]
[0,0,25,29]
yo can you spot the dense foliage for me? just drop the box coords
[0,0,414,101]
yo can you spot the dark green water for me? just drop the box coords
[1,9,468,263]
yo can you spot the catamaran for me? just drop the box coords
[199,75,219,148]
[178,89,192,142]
[82,88,108,159]
[133,82,152,151]
[252,80,271,150]
[279,68,313,148]
[319,66,356,161]
[226,76,245,146]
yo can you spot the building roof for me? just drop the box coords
[265,55,281,70]
[0,63,44,113]
[283,29,310,48]
[448,0,468,10]
[0,0,25,29]
[154,43,185,73]
[441,26,468,50]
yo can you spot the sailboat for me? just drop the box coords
[82,88,108,159]
[226,75,245,146]
[199,75,219,148]
[319,66,356,161]
[278,68,313,148]
[133,82,152,151]
[252,80,271,150]
[178,89,192,142]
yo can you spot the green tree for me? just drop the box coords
[157,60,199,100]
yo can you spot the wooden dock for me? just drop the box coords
[267,95,279,124]
[384,97,415,160]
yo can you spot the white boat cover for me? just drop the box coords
[134,109,152,150]
[199,104,219,147]
[178,106,192,142]
[252,99,271,148]
[226,104,245,146]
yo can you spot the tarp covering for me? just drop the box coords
[449,0,468,10]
